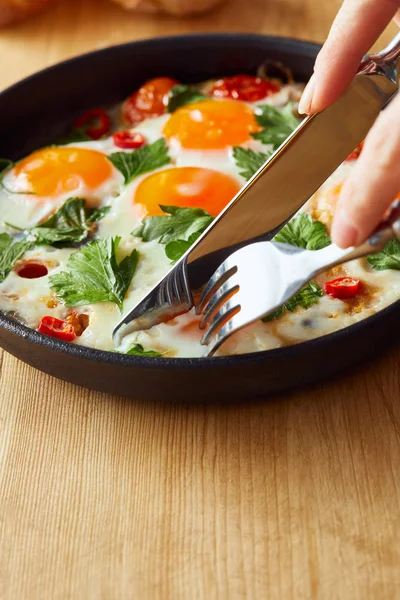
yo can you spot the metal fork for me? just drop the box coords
[196,203,400,356]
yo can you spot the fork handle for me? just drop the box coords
[311,201,400,273]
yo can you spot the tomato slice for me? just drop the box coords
[210,75,279,102]
[73,108,111,140]
[113,131,146,149]
[324,277,360,299]
[38,316,77,342]
[122,77,179,126]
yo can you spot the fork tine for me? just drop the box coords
[198,279,239,330]
[201,301,241,347]
[205,313,242,356]
[195,263,237,316]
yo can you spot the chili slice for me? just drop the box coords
[113,131,146,149]
[38,316,77,342]
[346,140,364,161]
[210,74,279,102]
[324,277,360,299]
[17,262,48,279]
[73,108,111,140]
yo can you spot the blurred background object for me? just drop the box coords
[111,0,225,16]
[0,0,225,25]
[0,0,56,26]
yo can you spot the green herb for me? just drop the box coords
[273,213,331,250]
[108,139,171,185]
[134,205,214,244]
[253,102,300,150]
[167,84,208,113]
[133,205,214,261]
[232,146,271,181]
[49,237,138,310]
[0,233,33,283]
[57,128,92,145]
[263,281,323,322]
[367,239,400,271]
[126,343,162,357]
[165,231,203,262]
[30,198,110,246]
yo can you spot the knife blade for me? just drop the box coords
[113,44,400,343]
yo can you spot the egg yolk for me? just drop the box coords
[134,167,241,217]
[12,147,114,198]
[163,99,260,149]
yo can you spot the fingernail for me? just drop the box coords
[331,210,359,248]
[298,74,316,115]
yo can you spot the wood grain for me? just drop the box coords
[0,1,399,598]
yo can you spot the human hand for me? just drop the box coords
[298,0,400,248]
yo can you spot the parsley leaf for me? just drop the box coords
[263,281,323,322]
[165,231,204,262]
[273,213,331,250]
[0,233,33,283]
[367,239,400,271]
[108,139,171,185]
[167,84,207,113]
[49,237,138,310]
[57,128,92,145]
[31,198,110,246]
[126,343,162,357]
[253,103,300,150]
[232,146,271,180]
[134,205,214,244]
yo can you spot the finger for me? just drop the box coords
[331,91,400,248]
[298,0,399,115]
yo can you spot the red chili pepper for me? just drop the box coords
[325,277,360,299]
[17,262,48,279]
[346,140,364,161]
[73,108,111,140]
[210,75,279,102]
[113,131,146,149]
[38,316,77,342]
[123,77,179,126]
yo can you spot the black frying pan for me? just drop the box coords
[0,34,398,402]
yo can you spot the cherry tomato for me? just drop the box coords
[123,77,179,126]
[346,140,364,161]
[325,277,360,299]
[73,108,111,140]
[113,131,146,149]
[38,316,77,342]
[17,262,48,279]
[210,75,279,102]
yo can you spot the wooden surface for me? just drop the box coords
[0,2,399,598]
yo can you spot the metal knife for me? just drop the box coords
[113,32,400,345]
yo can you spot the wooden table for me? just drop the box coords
[0,1,399,598]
